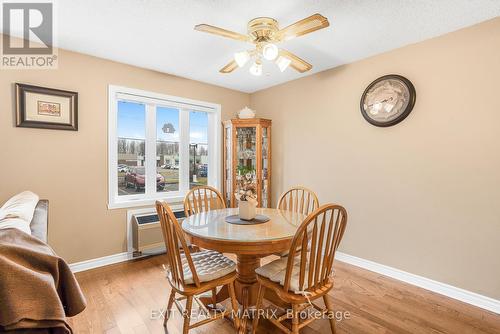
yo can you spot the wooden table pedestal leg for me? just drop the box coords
[235,254,261,334]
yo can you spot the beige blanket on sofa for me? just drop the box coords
[0,228,86,333]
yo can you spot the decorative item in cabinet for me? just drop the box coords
[223,118,271,208]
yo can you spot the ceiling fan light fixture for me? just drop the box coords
[195,14,330,75]
[249,61,262,76]
[262,43,278,60]
[234,50,250,67]
[276,56,291,72]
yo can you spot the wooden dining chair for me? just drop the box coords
[156,201,240,334]
[252,204,348,334]
[183,186,226,309]
[184,185,226,217]
[276,186,320,257]
[277,186,319,216]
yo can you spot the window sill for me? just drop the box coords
[108,195,185,209]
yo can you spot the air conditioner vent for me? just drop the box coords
[174,211,186,219]
[136,211,186,225]
[136,214,159,225]
[128,206,186,256]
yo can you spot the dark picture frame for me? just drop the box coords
[16,83,78,131]
[360,74,416,127]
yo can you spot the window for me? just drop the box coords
[157,107,180,193]
[117,101,146,195]
[189,111,209,189]
[108,85,221,208]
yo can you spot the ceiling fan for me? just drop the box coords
[194,14,330,76]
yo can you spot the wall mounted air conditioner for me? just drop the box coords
[127,204,185,257]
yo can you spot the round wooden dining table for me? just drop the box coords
[182,207,306,332]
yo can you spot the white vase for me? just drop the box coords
[238,200,256,220]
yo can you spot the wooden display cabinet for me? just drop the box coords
[223,118,271,208]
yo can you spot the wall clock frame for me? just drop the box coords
[360,74,416,127]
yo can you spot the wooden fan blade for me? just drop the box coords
[219,59,238,73]
[276,13,329,41]
[195,24,251,42]
[279,49,312,73]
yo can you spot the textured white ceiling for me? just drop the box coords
[5,0,500,93]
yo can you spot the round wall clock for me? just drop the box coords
[360,74,416,127]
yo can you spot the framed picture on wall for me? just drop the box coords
[15,83,78,131]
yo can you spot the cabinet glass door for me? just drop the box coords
[224,126,232,206]
[236,127,257,200]
[261,126,270,207]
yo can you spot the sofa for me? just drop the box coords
[0,198,87,333]
[30,199,48,243]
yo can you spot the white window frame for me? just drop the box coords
[108,85,221,209]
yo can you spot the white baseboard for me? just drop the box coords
[335,252,500,315]
[69,248,165,273]
[69,252,132,273]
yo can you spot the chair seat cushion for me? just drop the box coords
[256,256,309,294]
[181,250,236,284]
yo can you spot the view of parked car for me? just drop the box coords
[125,167,165,191]
[198,164,208,177]
[118,164,129,172]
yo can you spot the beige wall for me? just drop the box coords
[0,44,250,263]
[250,18,500,299]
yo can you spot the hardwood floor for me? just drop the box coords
[69,254,500,334]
